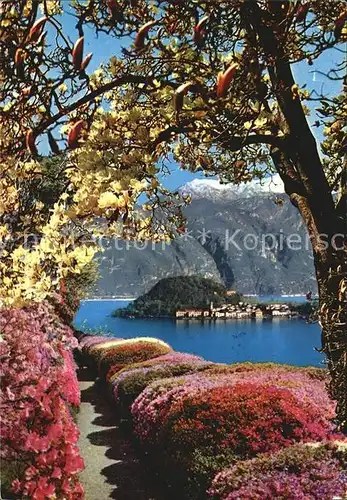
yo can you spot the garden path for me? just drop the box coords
[77,368,158,500]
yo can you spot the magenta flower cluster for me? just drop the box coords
[131,371,232,442]
[1,303,84,499]
[208,442,347,499]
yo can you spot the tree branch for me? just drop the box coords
[36,74,152,136]
[215,132,282,151]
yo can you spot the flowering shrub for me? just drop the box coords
[79,335,341,500]
[132,374,336,498]
[60,349,81,406]
[205,361,327,379]
[160,383,330,457]
[109,351,204,382]
[81,337,172,377]
[131,363,336,444]
[50,289,80,326]
[112,356,213,411]
[0,304,84,499]
[208,442,347,500]
[77,335,124,372]
[79,335,118,352]
[99,340,173,378]
[131,375,191,441]
[203,363,335,430]
[87,337,171,354]
[130,373,256,442]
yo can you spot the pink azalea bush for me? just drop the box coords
[108,351,206,383]
[112,353,213,411]
[60,350,81,406]
[131,371,254,443]
[205,363,336,429]
[130,364,341,498]
[160,383,331,456]
[78,335,123,371]
[208,442,347,500]
[131,364,336,444]
[0,303,84,499]
[82,337,173,378]
[103,341,172,377]
[112,351,206,374]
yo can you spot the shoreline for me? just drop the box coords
[86,295,313,301]
[83,297,136,301]
[113,312,308,322]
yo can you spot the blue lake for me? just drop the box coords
[74,299,324,368]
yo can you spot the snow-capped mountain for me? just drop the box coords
[97,170,316,298]
[179,175,285,201]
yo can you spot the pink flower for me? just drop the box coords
[11,479,21,493]
[33,478,55,500]
[25,466,38,480]
[64,454,85,475]
[6,387,15,401]
[51,467,62,479]
[25,432,50,452]
[0,304,84,499]
[47,422,63,441]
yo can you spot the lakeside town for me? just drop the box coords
[176,301,298,320]
[112,278,317,321]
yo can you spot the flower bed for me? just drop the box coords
[78,335,123,372]
[87,336,170,353]
[160,382,330,456]
[133,378,336,496]
[208,442,347,500]
[111,351,206,380]
[79,335,343,500]
[201,362,335,428]
[0,304,84,499]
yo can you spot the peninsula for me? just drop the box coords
[113,276,238,318]
[113,276,302,320]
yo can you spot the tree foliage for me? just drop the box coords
[1,0,345,305]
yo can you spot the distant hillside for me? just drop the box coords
[113,276,239,318]
[95,178,316,297]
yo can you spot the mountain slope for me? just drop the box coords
[94,178,316,297]
[184,195,315,295]
[96,236,222,297]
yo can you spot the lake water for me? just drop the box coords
[74,299,324,368]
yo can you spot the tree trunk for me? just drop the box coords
[242,1,347,429]
[316,255,347,433]
[270,148,347,432]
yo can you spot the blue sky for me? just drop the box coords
[59,7,343,190]
[59,8,205,189]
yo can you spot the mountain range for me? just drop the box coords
[95,176,317,297]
